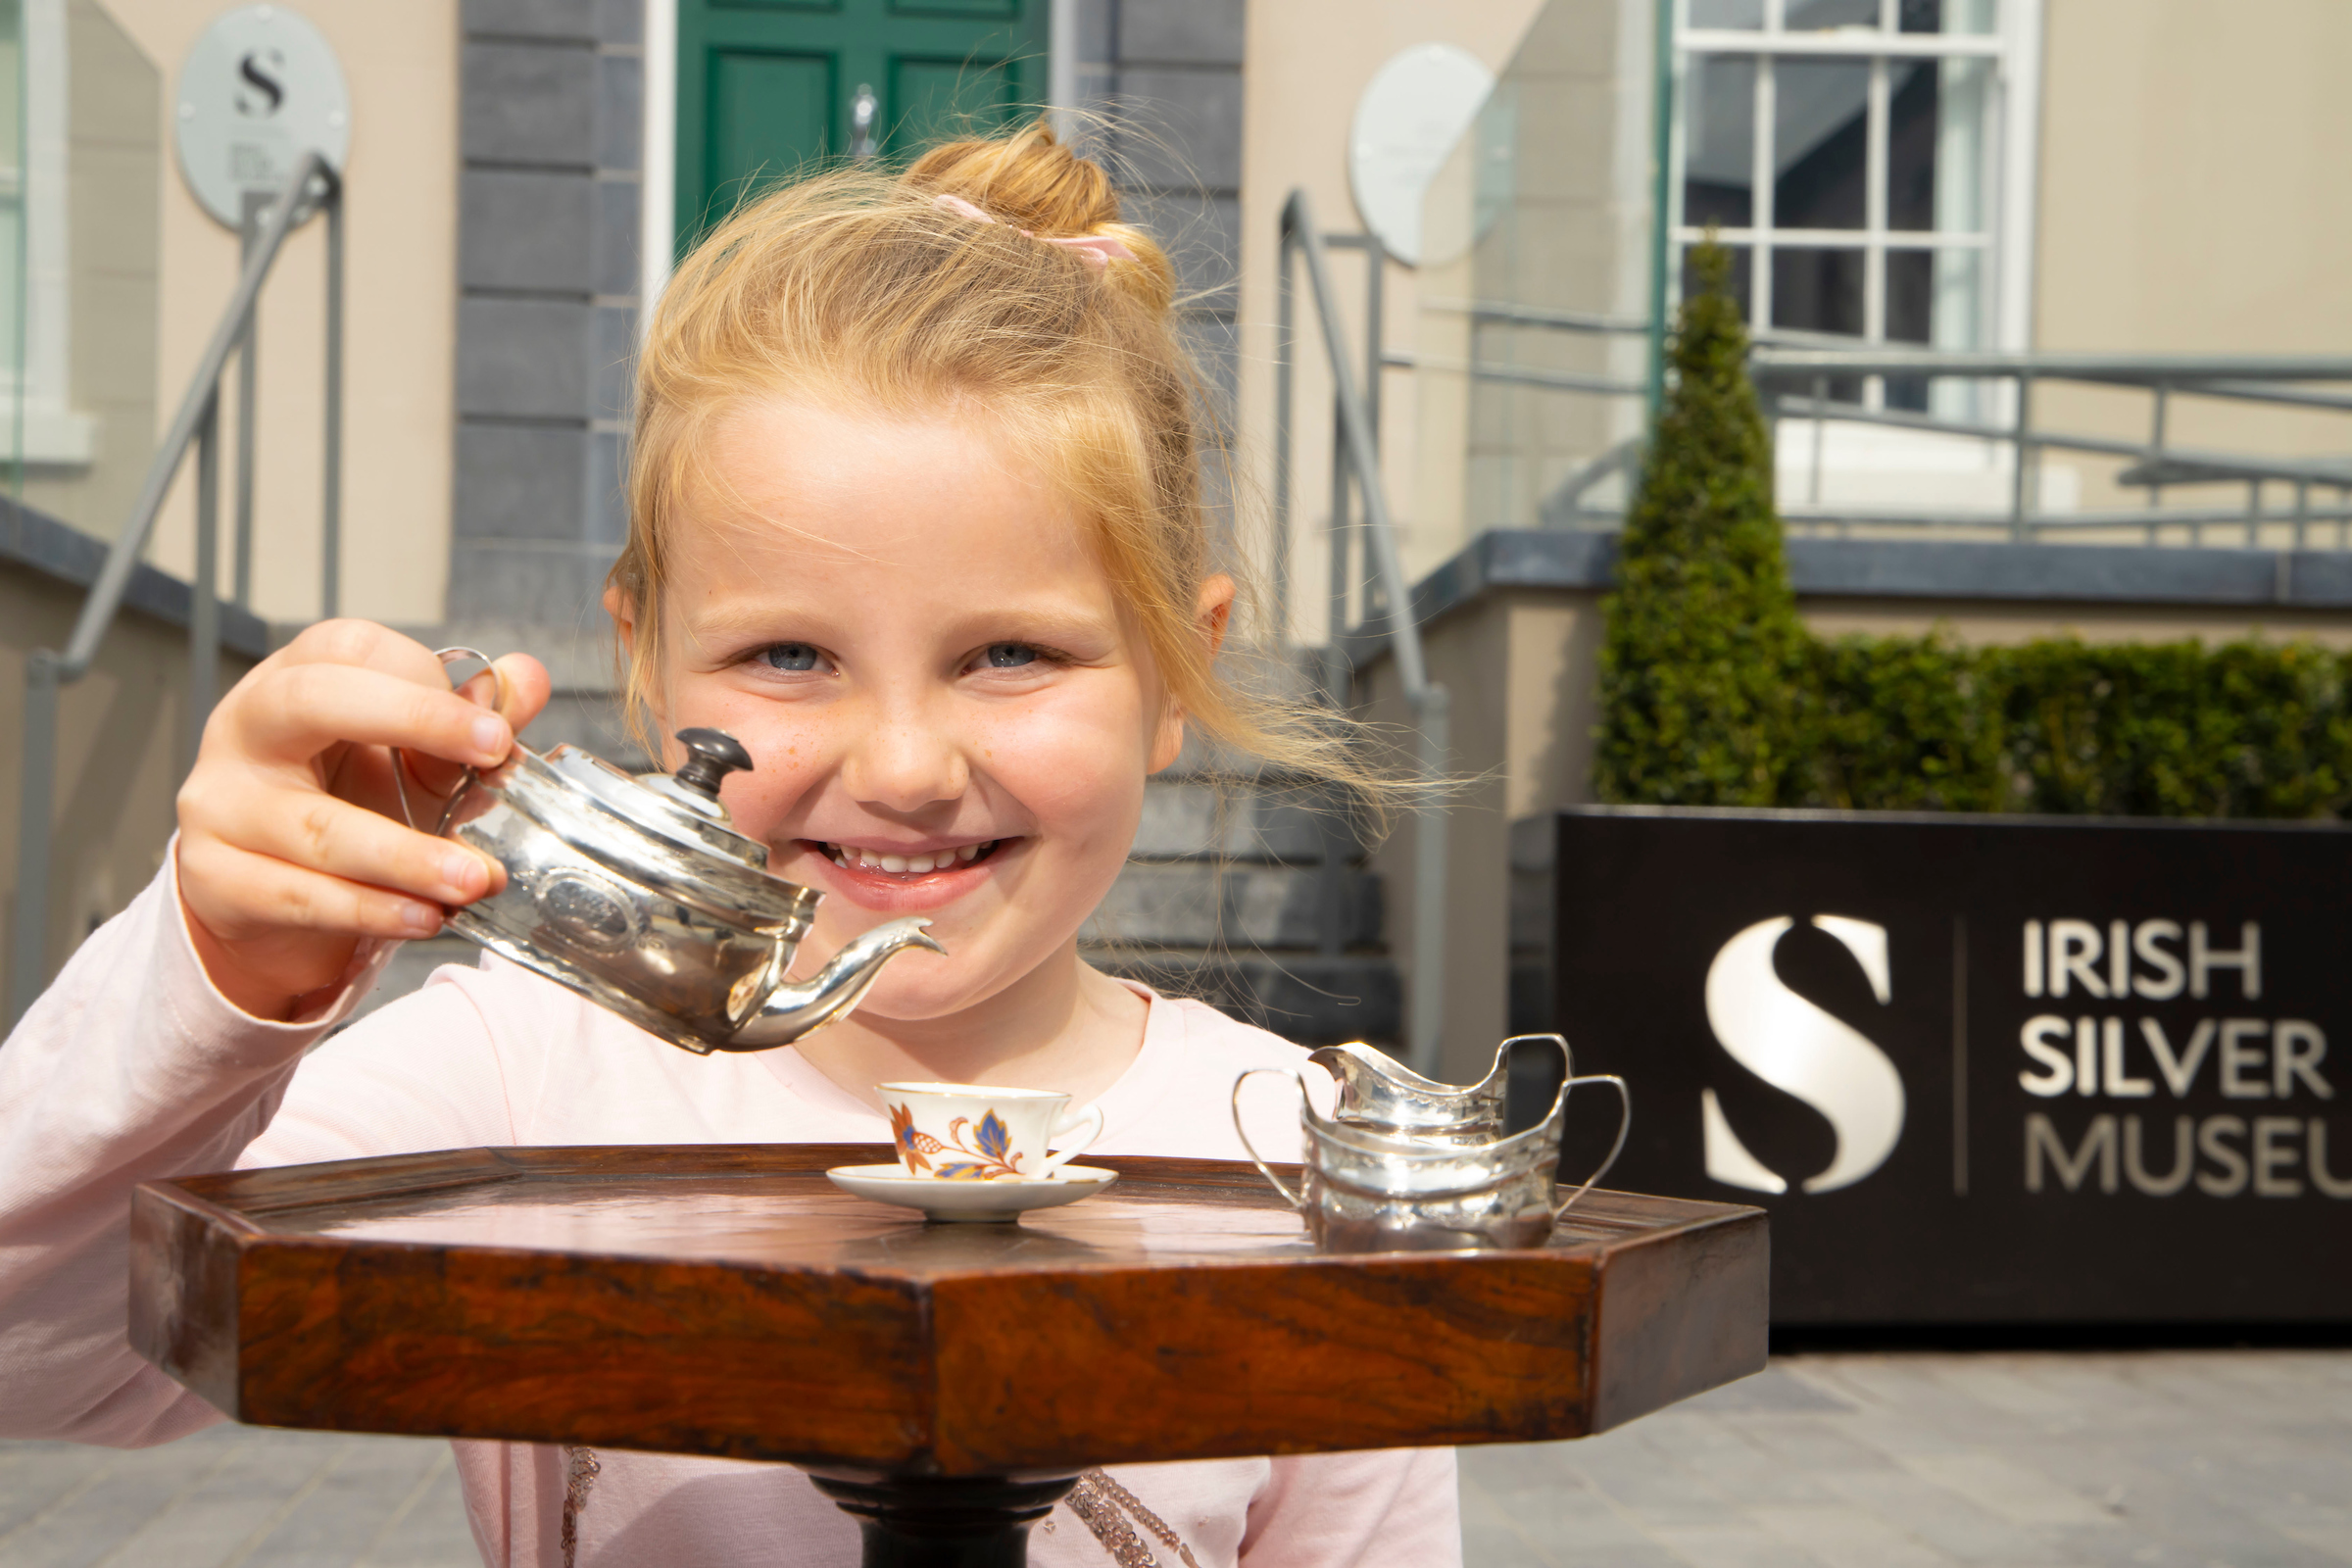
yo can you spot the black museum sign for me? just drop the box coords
[1550,808,2352,1326]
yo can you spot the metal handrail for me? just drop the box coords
[1436,296,2352,547]
[1276,190,1451,1078]
[9,152,344,1024]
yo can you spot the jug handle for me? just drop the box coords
[1230,1067,1306,1209]
[1552,1073,1632,1217]
[392,647,510,839]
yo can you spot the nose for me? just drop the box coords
[839,685,969,813]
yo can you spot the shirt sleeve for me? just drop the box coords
[1241,1447,1462,1568]
[0,847,503,1446]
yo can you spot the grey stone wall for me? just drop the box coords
[1068,0,1246,406]
[445,0,1243,624]
[449,0,643,623]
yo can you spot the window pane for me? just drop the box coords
[1785,0,1879,31]
[1771,247,1865,335]
[1681,243,1753,324]
[1690,0,1764,27]
[1886,60,1936,229]
[1901,0,1997,33]
[1775,60,1868,230]
[1886,249,1933,343]
[1684,55,1755,227]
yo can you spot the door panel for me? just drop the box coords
[676,0,1044,247]
[708,50,835,211]
[886,56,1021,158]
[889,0,1022,18]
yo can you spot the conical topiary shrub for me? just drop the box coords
[1593,242,1809,805]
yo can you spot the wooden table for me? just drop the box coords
[129,1145,1766,1565]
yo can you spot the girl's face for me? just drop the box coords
[625,396,1218,1023]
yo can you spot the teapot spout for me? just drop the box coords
[719,917,946,1051]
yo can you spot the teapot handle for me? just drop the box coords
[392,647,511,838]
[1552,1074,1632,1217]
[1230,1067,1307,1209]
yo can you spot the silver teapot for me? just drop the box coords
[395,650,943,1054]
[1233,1036,1630,1252]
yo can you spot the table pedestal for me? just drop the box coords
[806,1472,1078,1568]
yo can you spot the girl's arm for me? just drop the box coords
[0,622,545,1446]
[1243,1447,1463,1568]
[0,853,518,1446]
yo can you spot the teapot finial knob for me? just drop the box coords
[672,728,754,800]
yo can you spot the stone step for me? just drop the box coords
[1133,779,1332,861]
[1082,861,1380,951]
[1097,952,1400,1048]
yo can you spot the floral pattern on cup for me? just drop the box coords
[880,1082,1105,1182]
[891,1104,1029,1180]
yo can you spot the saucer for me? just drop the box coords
[825,1163,1119,1223]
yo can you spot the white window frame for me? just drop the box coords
[1669,0,2041,370]
[4,0,93,465]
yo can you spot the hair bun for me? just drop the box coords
[903,121,1177,316]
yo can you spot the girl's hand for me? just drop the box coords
[173,620,552,1021]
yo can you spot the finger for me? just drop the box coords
[178,837,451,944]
[187,781,505,906]
[270,618,455,688]
[486,653,553,734]
[225,662,515,771]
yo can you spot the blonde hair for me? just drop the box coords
[610,122,1392,818]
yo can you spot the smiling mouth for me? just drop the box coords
[814,840,1005,876]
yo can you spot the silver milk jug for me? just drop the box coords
[396,650,942,1054]
[1232,1036,1630,1252]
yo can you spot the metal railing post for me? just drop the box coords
[1809,375,1827,507]
[1282,191,1450,1078]
[2147,383,2170,544]
[1271,228,1295,640]
[5,152,329,1026]
[8,655,61,1026]
[233,191,266,610]
[1408,686,1450,1068]
[188,394,221,774]
[321,174,345,619]
[2007,369,2034,542]
[1363,233,1385,442]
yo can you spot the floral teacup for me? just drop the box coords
[880,1082,1105,1181]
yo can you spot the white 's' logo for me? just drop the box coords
[1701,915,1906,1195]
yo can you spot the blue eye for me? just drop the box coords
[761,643,824,672]
[983,644,1039,669]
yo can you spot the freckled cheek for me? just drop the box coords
[975,706,1151,841]
[679,697,846,841]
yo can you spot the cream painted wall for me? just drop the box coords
[91,0,456,626]
[2033,0,2352,512]
[1234,0,1544,647]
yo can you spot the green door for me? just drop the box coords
[675,0,1048,246]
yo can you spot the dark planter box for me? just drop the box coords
[1549,807,2352,1327]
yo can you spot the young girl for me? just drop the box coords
[0,125,1459,1566]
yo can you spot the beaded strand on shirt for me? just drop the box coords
[561,1445,601,1568]
[1065,1468,1203,1568]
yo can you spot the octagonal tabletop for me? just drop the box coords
[130,1145,1766,1476]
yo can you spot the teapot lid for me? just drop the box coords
[543,727,771,869]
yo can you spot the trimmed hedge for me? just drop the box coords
[1596,244,2352,820]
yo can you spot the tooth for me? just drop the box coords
[907,855,934,873]
[957,844,977,861]
[880,855,907,873]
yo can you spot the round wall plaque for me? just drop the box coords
[174,5,350,230]
[1347,43,1495,268]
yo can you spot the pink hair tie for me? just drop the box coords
[932,191,1138,273]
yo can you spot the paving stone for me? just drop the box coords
[1649,1521,1830,1568]
[1750,1503,1958,1568]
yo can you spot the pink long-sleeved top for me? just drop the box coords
[0,858,1460,1568]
